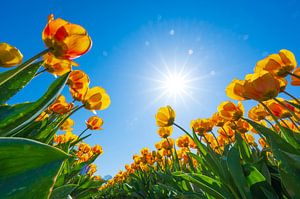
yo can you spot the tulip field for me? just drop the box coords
[1,14,300,199]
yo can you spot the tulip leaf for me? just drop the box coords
[0,72,70,136]
[246,119,300,198]
[50,184,77,199]
[0,137,68,199]
[0,61,43,104]
[235,132,253,162]
[245,119,299,154]
[173,172,232,199]
[227,146,252,199]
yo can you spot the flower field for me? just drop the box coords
[1,14,300,199]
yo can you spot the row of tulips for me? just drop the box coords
[0,15,110,198]
[98,49,300,199]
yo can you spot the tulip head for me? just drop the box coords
[157,126,173,138]
[0,42,23,67]
[218,101,244,121]
[86,116,104,130]
[42,14,92,59]
[83,86,111,111]
[155,105,176,127]
[243,71,281,101]
[255,49,297,77]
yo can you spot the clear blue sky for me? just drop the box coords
[1,0,300,176]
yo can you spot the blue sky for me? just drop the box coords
[1,0,300,176]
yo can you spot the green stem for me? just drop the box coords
[78,128,89,140]
[173,123,193,139]
[283,90,300,105]
[35,68,47,77]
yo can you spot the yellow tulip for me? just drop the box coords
[83,86,111,111]
[157,126,173,138]
[0,42,23,67]
[155,105,176,127]
[60,117,75,131]
[255,49,297,77]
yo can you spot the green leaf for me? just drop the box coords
[173,172,232,199]
[227,146,252,199]
[246,119,300,198]
[50,184,77,199]
[235,132,253,162]
[0,72,70,136]
[0,137,68,199]
[245,119,299,154]
[243,164,278,199]
[0,61,43,104]
[191,131,226,180]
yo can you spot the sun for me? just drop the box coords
[161,71,189,98]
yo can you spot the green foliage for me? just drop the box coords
[0,138,68,199]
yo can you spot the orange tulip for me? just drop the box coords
[266,98,295,119]
[254,49,297,77]
[190,118,214,136]
[78,143,91,153]
[49,95,73,114]
[157,126,173,138]
[86,116,104,130]
[211,112,226,127]
[218,101,244,121]
[43,53,78,76]
[161,138,174,150]
[243,71,281,101]
[68,70,90,90]
[92,145,103,154]
[0,42,23,67]
[42,14,92,59]
[248,104,269,121]
[225,79,246,101]
[176,135,190,148]
[291,67,300,86]
[83,86,111,111]
[235,119,250,134]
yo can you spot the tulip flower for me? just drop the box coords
[157,126,173,138]
[49,95,74,114]
[86,116,104,130]
[43,53,78,76]
[0,42,23,67]
[78,143,92,153]
[242,71,281,101]
[155,105,176,127]
[248,104,269,121]
[42,14,92,59]
[68,70,90,90]
[92,145,103,154]
[254,49,297,77]
[60,118,75,131]
[190,118,214,136]
[83,86,111,111]
[218,101,244,121]
[176,135,190,148]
